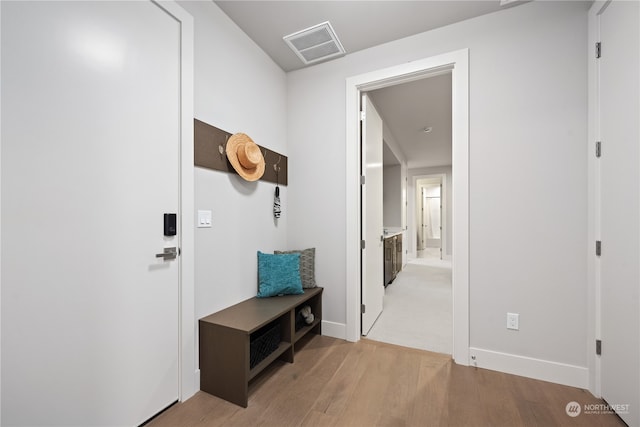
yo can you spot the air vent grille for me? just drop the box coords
[283,21,345,65]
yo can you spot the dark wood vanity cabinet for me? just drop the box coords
[395,233,403,276]
[384,233,402,286]
[384,238,394,286]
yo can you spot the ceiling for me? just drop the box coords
[214,1,525,73]
[214,1,525,170]
[369,73,452,169]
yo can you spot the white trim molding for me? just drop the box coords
[470,347,589,389]
[587,0,611,400]
[153,0,196,402]
[321,320,347,340]
[345,49,470,365]
[0,3,3,422]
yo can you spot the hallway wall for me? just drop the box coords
[178,0,288,361]
[287,0,589,376]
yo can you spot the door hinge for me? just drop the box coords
[596,339,602,355]
[361,240,366,250]
[361,304,366,314]
[596,42,601,58]
[360,110,366,121]
[596,240,602,257]
[360,175,366,185]
[596,141,602,158]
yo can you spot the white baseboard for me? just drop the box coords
[469,347,589,389]
[321,320,347,340]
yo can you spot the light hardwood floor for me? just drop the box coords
[149,335,626,427]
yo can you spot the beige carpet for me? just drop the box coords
[365,259,452,354]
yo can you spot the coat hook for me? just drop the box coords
[218,135,229,156]
[273,155,281,172]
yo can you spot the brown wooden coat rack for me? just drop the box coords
[194,118,288,186]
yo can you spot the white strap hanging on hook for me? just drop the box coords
[273,156,282,219]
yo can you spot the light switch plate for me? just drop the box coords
[197,210,212,228]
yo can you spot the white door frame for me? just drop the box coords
[587,0,607,398]
[587,0,640,405]
[345,49,469,365]
[154,0,196,401]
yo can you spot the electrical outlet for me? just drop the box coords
[507,313,519,330]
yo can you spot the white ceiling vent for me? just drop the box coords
[283,21,346,66]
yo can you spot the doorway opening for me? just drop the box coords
[420,184,442,255]
[363,77,452,353]
[345,49,469,365]
[416,174,448,261]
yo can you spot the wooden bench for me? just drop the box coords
[199,287,323,407]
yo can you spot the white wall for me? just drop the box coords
[382,128,408,231]
[383,164,402,228]
[177,1,288,351]
[287,0,588,375]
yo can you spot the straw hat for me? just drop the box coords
[226,133,265,181]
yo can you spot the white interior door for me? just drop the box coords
[599,1,640,425]
[423,184,441,250]
[361,94,384,335]
[419,188,426,250]
[426,197,441,238]
[1,1,181,425]
[422,188,428,247]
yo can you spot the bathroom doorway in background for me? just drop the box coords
[417,175,446,261]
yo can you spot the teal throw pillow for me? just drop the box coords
[257,251,304,298]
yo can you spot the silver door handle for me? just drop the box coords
[156,247,177,260]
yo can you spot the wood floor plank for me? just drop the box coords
[299,409,338,427]
[406,354,451,426]
[148,392,241,427]
[148,336,626,427]
[475,368,522,427]
[380,347,420,422]
[332,342,395,426]
[311,338,375,416]
[250,337,351,426]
